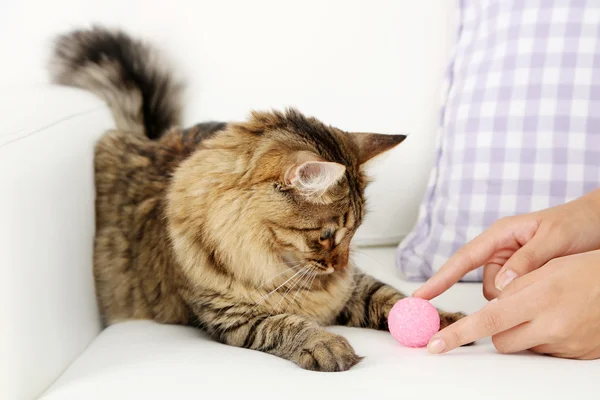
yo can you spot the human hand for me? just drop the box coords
[413,188,600,301]
[425,250,600,359]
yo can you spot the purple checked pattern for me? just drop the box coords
[397,0,600,281]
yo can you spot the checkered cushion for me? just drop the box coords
[397,0,600,281]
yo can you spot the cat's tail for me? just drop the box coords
[49,26,183,139]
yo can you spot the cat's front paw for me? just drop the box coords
[439,311,474,346]
[295,331,362,372]
[439,311,467,329]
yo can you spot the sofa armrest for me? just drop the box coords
[0,85,114,400]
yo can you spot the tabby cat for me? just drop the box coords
[50,27,465,372]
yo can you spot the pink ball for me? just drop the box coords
[388,297,440,348]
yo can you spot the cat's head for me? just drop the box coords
[167,109,405,283]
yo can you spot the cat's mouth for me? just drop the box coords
[281,252,335,275]
[303,263,334,276]
[317,265,335,275]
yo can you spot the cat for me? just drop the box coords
[49,27,465,372]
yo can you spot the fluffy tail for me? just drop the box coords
[49,26,183,139]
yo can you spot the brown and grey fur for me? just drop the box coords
[50,27,465,372]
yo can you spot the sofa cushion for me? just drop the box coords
[398,0,600,281]
[39,247,600,400]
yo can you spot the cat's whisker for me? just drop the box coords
[298,270,318,308]
[269,268,311,317]
[279,268,310,308]
[247,265,309,315]
[220,264,305,323]
[289,271,312,304]
[302,271,319,305]
[296,271,314,304]
[316,274,324,290]
[257,262,303,290]
[264,259,303,266]
[287,267,316,314]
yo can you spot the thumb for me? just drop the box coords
[494,235,557,291]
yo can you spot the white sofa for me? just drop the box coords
[2,1,599,399]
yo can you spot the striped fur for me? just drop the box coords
[50,28,466,372]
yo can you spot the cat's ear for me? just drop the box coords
[285,160,346,197]
[349,133,407,164]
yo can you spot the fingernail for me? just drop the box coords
[427,338,446,354]
[495,268,518,291]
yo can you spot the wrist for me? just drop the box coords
[576,188,600,250]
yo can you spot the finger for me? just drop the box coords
[494,234,561,291]
[499,258,566,299]
[530,345,596,360]
[413,228,506,300]
[529,344,556,356]
[491,321,546,354]
[427,291,538,354]
[482,263,502,300]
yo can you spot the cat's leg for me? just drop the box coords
[335,270,465,331]
[189,300,362,372]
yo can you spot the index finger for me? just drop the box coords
[413,228,503,300]
[427,289,538,354]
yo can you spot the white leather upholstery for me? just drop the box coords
[40,248,600,400]
[0,86,113,400]
[4,3,599,400]
[0,0,456,245]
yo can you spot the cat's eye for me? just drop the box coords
[320,230,333,241]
